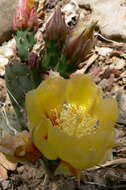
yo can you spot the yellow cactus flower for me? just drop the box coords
[25,75,118,173]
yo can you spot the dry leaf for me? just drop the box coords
[0,153,16,180]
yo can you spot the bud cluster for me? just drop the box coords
[42,7,96,77]
[13,0,38,31]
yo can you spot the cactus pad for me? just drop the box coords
[15,30,36,62]
[5,60,37,131]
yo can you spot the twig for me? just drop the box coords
[84,181,126,189]
[84,181,106,187]
[87,158,126,171]
[96,32,123,44]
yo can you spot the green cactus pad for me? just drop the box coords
[42,40,64,71]
[15,30,36,62]
[5,60,37,131]
[42,40,79,78]
[55,55,77,78]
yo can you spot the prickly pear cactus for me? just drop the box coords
[55,55,77,78]
[0,4,98,180]
[42,40,64,72]
[15,30,36,62]
[41,41,79,78]
[41,6,96,78]
[5,60,37,131]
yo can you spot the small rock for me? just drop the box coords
[0,39,16,58]
[0,56,9,76]
[0,78,7,102]
[110,57,126,70]
[0,57,8,65]
[95,46,113,56]
[1,180,10,189]
[0,0,17,44]
[122,174,126,181]
[60,180,75,190]
[99,78,108,90]
[76,0,126,42]
[0,38,16,76]
[77,0,93,9]
[62,0,79,27]
[116,90,126,125]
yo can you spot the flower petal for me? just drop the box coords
[92,98,118,129]
[81,130,115,166]
[32,118,58,160]
[48,126,94,169]
[25,89,45,131]
[84,97,118,164]
[66,75,98,111]
[48,121,115,169]
[35,77,66,113]
[25,74,118,172]
[25,77,66,130]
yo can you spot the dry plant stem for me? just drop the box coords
[96,33,120,43]
[76,172,81,188]
[87,158,126,171]
[83,181,126,189]
[39,159,56,180]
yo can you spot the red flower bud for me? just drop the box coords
[27,52,38,69]
[13,0,38,31]
[63,22,96,65]
[27,8,38,30]
[43,7,67,42]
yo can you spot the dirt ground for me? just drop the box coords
[0,0,126,189]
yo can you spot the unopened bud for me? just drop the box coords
[13,0,38,31]
[63,22,96,65]
[43,7,67,42]
[27,52,38,69]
